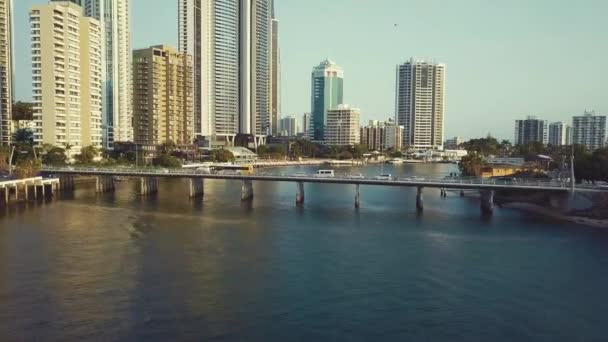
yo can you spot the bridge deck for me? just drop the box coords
[40,167,608,193]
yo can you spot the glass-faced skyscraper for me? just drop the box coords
[78,0,133,147]
[395,58,445,150]
[311,59,343,141]
[179,0,272,144]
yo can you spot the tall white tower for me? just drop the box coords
[395,58,446,150]
[0,0,13,145]
[82,0,133,147]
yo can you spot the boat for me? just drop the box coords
[386,158,404,164]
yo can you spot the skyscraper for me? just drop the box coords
[395,58,445,150]
[270,0,280,135]
[30,1,103,156]
[279,116,297,137]
[179,0,272,145]
[79,0,132,147]
[572,110,606,150]
[0,0,13,145]
[301,112,311,138]
[514,116,548,145]
[548,122,571,146]
[311,59,344,141]
[133,45,193,146]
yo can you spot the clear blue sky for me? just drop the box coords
[14,0,608,140]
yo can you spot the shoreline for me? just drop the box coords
[501,202,608,228]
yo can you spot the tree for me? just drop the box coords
[42,147,67,166]
[338,150,353,160]
[12,128,34,145]
[351,144,368,159]
[0,146,9,173]
[210,149,234,163]
[460,137,500,156]
[154,154,182,168]
[459,153,484,176]
[390,151,404,158]
[74,145,98,164]
[12,101,34,121]
[14,159,41,179]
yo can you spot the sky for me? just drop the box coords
[14,0,608,141]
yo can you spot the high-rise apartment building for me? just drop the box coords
[279,116,297,137]
[361,119,404,151]
[132,45,193,146]
[311,59,344,141]
[325,104,360,146]
[0,0,13,145]
[395,58,445,150]
[301,112,311,138]
[270,1,280,135]
[514,116,548,145]
[548,122,571,146]
[444,137,465,150]
[76,0,133,147]
[178,0,272,144]
[572,111,606,150]
[30,1,103,156]
[360,121,385,151]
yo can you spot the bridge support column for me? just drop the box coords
[96,176,115,193]
[3,187,8,205]
[59,175,75,191]
[416,187,424,212]
[296,182,305,205]
[139,177,158,195]
[241,180,254,201]
[189,178,205,198]
[480,190,494,215]
[355,184,361,208]
[460,190,465,197]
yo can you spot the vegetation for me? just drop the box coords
[12,101,34,121]
[14,159,41,179]
[42,146,68,166]
[154,154,182,168]
[74,145,99,164]
[458,153,484,176]
[210,149,234,163]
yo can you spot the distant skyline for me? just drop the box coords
[14,0,608,141]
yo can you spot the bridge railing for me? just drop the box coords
[37,166,589,190]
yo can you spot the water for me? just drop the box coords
[1,164,608,341]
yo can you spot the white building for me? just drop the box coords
[0,0,13,145]
[444,136,465,150]
[325,104,360,146]
[548,122,571,146]
[179,0,272,145]
[31,1,103,156]
[77,0,133,148]
[572,111,606,150]
[384,122,404,151]
[395,58,445,150]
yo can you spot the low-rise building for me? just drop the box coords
[444,137,465,150]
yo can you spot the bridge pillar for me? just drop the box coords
[59,175,75,191]
[3,187,8,205]
[295,182,305,205]
[96,176,115,193]
[480,190,495,215]
[241,180,254,201]
[416,187,424,212]
[139,177,158,195]
[355,184,361,208]
[460,190,465,197]
[189,178,205,198]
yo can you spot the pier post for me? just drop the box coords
[14,185,18,201]
[96,176,115,193]
[24,184,29,201]
[460,190,465,197]
[296,182,305,205]
[3,187,8,205]
[480,190,495,215]
[139,177,158,195]
[355,184,361,208]
[241,180,254,201]
[416,187,424,212]
[189,178,204,198]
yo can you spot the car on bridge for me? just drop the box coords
[374,174,393,181]
[291,172,308,177]
[347,173,365,179]
[314,170,335,178]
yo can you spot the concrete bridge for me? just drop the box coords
[40,167,607,215]
[0,177,60,205]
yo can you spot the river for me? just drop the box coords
[1,163,608,341]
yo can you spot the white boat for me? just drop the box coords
[386,158,404,164]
